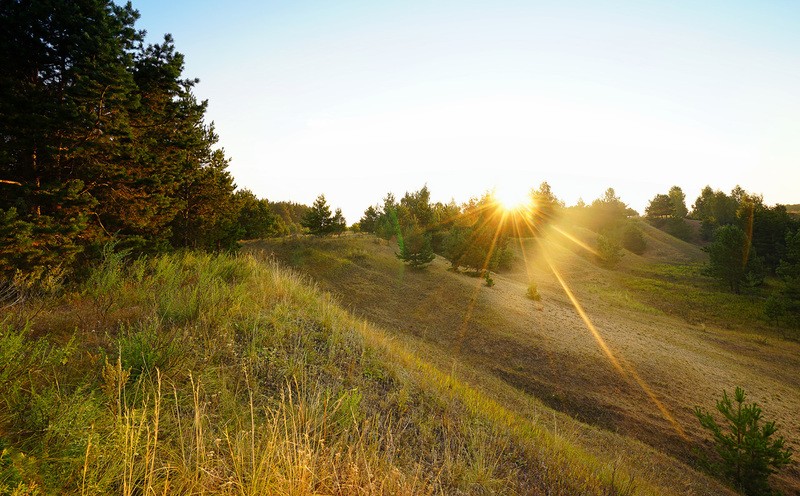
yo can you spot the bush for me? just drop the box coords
[526,281,541,301]
[621,223,647,255]
[495,247,515,271]
[118,321,180,382]
[484,273,494,287]
[695,387,792,495]
[763,294,787,326]
[664,218,693,241]
[397,227,435,268]
[596,234,623,268]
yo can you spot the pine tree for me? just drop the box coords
[695,387,792,495]
[397,223,435,268]
[588,188,629,232]
[398,186,434,230]
[0,0,140,276]
[773,229,800,328]
[0,0,243,276]
[443,194,510,274]
[646,189,692,240]
[668,186,689,219]
[234,189,281,239]
[442,226,471,270]
[704,225,761,293]
[376,193,400,240]
[269,201,309,234]
[330,208,347,235]
[646,194,673,220]
[301,195,334,235]
[359,205,380,233]
[529,181,562,234]
[596,233,623,268]
[621,222,647,255]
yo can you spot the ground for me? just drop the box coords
[246,221,800,494]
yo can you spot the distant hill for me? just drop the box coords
[786,204,800,216]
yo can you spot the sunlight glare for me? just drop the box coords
[541,248,688,440]
[493,184,530,212]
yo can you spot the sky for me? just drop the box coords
[131,0,800,223]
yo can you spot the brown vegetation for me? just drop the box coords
[249,221,800,494]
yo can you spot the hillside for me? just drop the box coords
[247,221,800,494]
[0,250,737,494]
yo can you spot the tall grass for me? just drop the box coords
[0,250,675,494]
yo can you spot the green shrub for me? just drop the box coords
[622,223,647,255]
[664,218,693,241]
[763,294,787,326]
[596,234,623,268]
[333,388,364,431]
[118,321,180,382]
[695,387,792,495]
[495,247,515,271]
[526,281,541,301]
[397,226,435,268]
[484,273,495,287]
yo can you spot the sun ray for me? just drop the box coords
[550,225,599,257]
[448,198,691,441]
[618,356,688,440]
[455,207,508,352]
[541,246,688,440]
[543,253,625,375]
[511,216,539,284]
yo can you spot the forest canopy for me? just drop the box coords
[0,0,284,281]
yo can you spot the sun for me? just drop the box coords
[493,184,531,212]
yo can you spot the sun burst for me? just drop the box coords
[493,184,531,213]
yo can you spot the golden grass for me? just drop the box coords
[250,229,799,494]
[0,250,684,495]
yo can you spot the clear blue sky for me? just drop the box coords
[131,0,800,222]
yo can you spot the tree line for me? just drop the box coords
[350,183,644,273]
[0,0,288,283]
[353,184,556,272]
[643,185,800,328]
[346,182,800,329]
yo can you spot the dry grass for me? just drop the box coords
[249,225,799,494]
[0,249,704,495]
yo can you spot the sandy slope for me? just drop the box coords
[247,227,800,494]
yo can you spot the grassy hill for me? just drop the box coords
[1,249,737,494]
[247,221,800,494]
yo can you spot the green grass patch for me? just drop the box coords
[613,270,766,328]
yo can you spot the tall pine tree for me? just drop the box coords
[0,0,243,278]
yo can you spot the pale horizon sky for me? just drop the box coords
[132,0,800,223]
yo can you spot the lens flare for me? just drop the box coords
[493,184,530,212]
[541,248,688,440]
